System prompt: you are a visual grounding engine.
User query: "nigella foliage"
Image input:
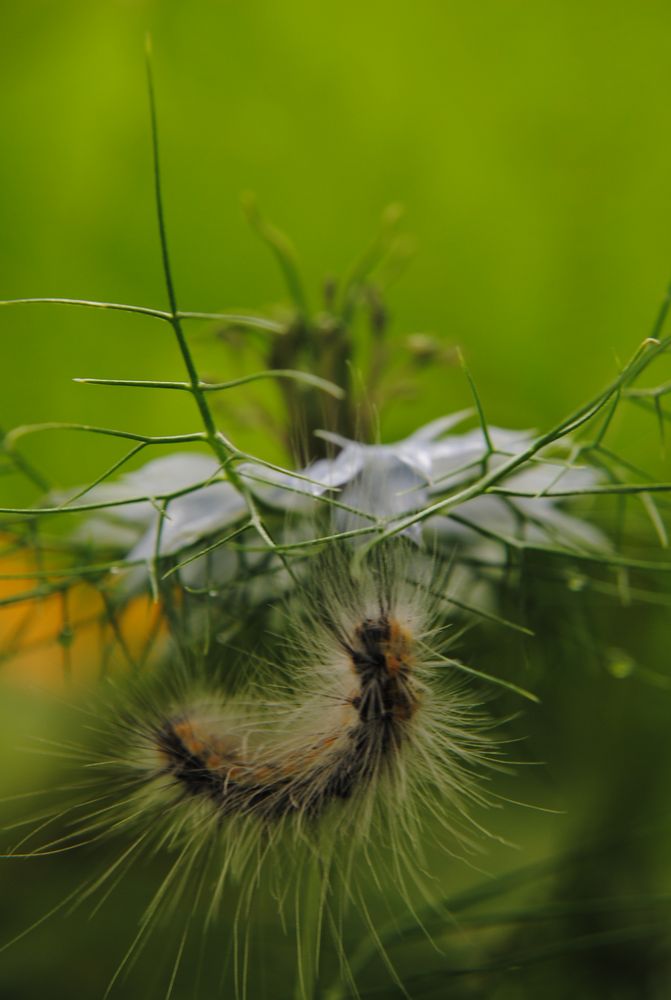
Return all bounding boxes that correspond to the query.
[1,54,671,1000]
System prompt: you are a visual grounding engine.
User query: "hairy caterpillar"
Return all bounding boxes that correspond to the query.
[121,543,497,842]
[155,609,419,820]
[157,613,420,818]
[0,542,503,998]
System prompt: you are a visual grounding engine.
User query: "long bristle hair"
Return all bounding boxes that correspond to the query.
[6,541,504,996]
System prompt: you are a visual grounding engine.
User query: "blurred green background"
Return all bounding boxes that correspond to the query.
[1,1,670,997]
[3,0,671,489]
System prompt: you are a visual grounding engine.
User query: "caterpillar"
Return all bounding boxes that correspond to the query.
[119,543,497,844]
[3,542,502,999]
[154,610,420,821]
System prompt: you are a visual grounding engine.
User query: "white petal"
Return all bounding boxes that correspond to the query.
[434,495,520,539]
[335,454,429,543]
[503,462,600,495]
[428,428,531,489]
[429,490,609,553]
[128,482,248,560]
[239,447,365,511]
[306,446,366,487]
[239,462,322,511]
[73,453,223,529]
[404,409,474,443]
[116,453,221,495]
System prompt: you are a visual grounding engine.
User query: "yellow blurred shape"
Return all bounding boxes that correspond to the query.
[0,535,166,690]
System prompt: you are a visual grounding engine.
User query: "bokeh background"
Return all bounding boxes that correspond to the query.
[1,1,670,997]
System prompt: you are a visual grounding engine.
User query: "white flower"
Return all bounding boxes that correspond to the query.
[74,412,607,579]
[242,412,607,552]
[73,453,246,560]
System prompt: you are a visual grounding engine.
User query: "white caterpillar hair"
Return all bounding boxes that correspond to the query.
[117,544,497,840]
[6,541,504,997]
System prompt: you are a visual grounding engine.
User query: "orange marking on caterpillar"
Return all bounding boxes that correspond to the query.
[153,610,423,820]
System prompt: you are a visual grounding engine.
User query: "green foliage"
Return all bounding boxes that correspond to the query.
[1,4,670,999]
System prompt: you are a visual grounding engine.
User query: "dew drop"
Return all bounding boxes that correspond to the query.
[567,573,588,593]
[606,647,635,680]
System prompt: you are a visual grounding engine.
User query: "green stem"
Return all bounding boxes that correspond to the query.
[376,327,671,545]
